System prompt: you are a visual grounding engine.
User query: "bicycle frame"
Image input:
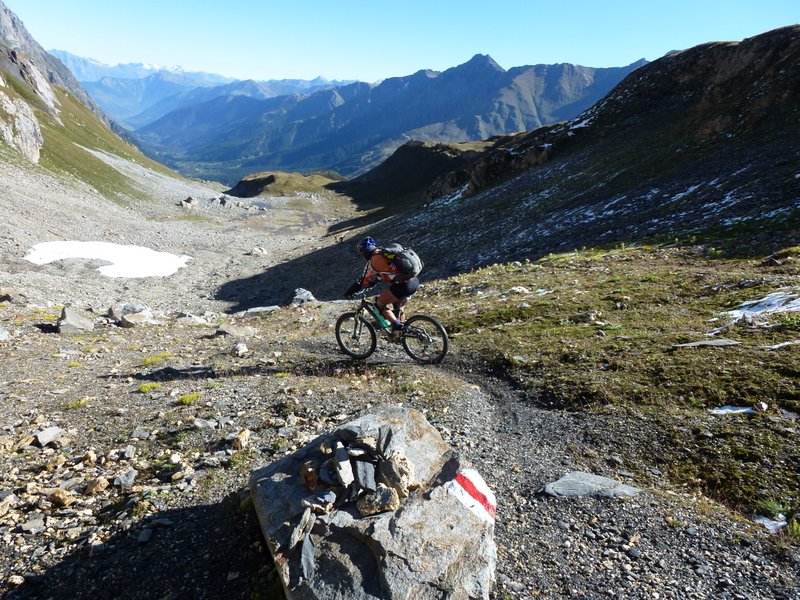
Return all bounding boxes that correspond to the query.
[354,295,392,330]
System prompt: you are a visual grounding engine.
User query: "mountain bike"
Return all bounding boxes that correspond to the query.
[335,292,449,364]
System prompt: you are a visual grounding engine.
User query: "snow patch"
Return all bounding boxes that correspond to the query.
[709,406,755,415]
[722,290,800,320]
[569,117,593,130]
[755,515,787,534]
[24,241,191,278]
[670,185,701,202]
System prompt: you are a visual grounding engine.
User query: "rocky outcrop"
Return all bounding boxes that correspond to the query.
[0,74,44,162]
[250,405,497,599]
[0,1,109,124]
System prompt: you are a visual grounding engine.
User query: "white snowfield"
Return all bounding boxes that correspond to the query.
[723,290,800,320]
[24,241,191,278]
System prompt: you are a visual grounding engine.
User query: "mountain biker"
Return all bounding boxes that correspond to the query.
[344,237,419,331]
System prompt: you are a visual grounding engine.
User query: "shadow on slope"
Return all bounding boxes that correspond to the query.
[7,493,282,600]
[325,140,488,220]
[216,240,368,311]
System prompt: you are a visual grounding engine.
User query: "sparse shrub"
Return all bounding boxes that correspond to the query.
[775,312,800,332]
[131,501,151,519]
[143,352,172,366]
[64,397,88,410]
[137,383,162,394]
[176,392,201,405]
[755,498,786,519]
[67,362,83,368]
[784,517,800,542]
[395,381,420,394]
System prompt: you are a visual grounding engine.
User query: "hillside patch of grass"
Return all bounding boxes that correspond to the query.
[422,245,800,515]
[3,84,186,204]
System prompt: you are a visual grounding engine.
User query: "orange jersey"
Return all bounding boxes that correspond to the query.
[359,251,400,288]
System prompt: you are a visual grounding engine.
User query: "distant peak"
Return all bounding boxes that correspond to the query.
[463,54,504,71]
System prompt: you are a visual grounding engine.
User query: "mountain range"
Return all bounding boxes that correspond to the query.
[52,49,357,131]
[131,55,646,182]
[48,49,236,84]
[51,48,646,184]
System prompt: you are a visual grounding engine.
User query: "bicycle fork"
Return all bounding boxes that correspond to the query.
[347,309,364,340]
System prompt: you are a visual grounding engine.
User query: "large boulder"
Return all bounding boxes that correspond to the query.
[250,405,497,599]
[57,307,94,335]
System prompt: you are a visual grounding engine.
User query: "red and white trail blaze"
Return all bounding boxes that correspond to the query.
[445,468,497,524]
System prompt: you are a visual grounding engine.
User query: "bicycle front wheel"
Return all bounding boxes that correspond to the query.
[402,315,449,364]
[335,312,377,359]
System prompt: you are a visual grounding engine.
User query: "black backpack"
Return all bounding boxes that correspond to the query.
[382,243,424,282]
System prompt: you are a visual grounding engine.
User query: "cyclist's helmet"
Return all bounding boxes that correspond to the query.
[358,237,377,259]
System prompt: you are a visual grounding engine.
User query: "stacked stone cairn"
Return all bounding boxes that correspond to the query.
[250,405,497,600]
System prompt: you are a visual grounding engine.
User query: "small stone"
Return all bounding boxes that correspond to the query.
[300,461,320,490]
[130,428,150,440]
[48,488,76,507]
[356,484,400,516]
[7,575,25,587]
[334,443,354,487]
[290,507,316,549]
[302,490,338,514]
[34,426,63,448]
[114,469,137,488]
[318,459,338,486]
[85,476,109,496]
[58,307,95,334]
[353,460,377,492]
[232,429,251,450]
[0,493,19,517]
[301,531,316,579]
[137,528,153,544]
[20,516,46,534]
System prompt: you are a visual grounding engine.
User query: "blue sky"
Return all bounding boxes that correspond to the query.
[4,0,799,82]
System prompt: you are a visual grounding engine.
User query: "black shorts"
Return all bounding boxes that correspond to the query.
[389,277,419,300]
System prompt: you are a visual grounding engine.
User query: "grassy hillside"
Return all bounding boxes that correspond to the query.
[226,170,343,198]
[1,72,192,204]
[421,244,799,522]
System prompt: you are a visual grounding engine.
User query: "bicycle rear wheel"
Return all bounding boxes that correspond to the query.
[402,315,448,364]
[335,312,377,359]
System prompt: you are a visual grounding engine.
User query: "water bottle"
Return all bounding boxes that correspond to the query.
[370,305,390,328]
